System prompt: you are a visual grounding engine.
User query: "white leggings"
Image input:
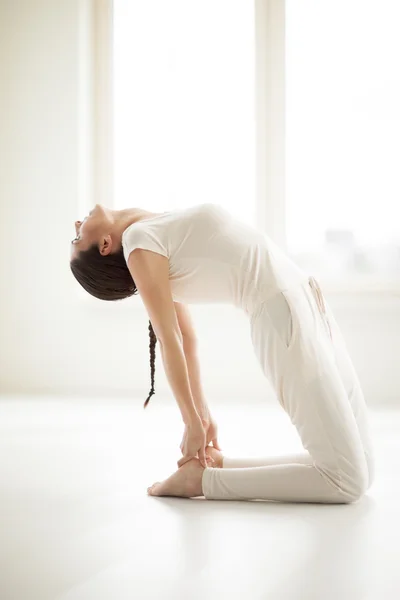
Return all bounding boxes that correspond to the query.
[202,277,375,503]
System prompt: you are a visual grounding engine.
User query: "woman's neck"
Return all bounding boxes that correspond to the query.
[110,207,161,243]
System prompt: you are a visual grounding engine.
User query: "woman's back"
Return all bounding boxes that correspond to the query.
[122,203,309,315]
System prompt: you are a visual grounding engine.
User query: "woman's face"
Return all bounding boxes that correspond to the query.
[70,204,111,258]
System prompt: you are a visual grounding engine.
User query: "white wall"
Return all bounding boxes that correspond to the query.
[0,0,399,407]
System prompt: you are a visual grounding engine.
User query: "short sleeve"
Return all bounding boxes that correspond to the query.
[122,224,169,263]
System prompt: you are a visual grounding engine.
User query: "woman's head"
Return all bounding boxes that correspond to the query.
[70,203,114,258]
[69,203,157,408]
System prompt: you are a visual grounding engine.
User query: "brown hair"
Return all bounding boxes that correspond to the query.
[70,244,156,408]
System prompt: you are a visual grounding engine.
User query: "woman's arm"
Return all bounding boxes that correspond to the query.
[173,302,211,421]
[159,337,210,421]
[176,305,220,450]
[158,335,200,424]
[181,341,210,421]
[127,249,200,423]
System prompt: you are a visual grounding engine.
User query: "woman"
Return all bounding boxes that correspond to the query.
[70,202,374,503]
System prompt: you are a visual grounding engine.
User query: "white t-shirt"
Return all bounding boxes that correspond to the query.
[122,203,309,315]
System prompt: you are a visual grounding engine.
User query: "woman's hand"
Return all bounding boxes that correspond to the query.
[178,416,208,469]
[202,414,221,450]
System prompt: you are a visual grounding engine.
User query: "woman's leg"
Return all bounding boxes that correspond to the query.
[209,282,374,480]
[322,295,375,488]
[201,278,373,503]
[222,453,312,468]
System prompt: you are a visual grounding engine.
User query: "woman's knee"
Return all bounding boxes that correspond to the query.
[318,460,370,504]
[365,450,375,490]
[339,463,370,503]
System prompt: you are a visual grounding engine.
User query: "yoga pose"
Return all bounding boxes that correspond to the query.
[70,202,374,503]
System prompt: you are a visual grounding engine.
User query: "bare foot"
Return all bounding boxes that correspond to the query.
[205,445,224,468]
[147,458,205,498]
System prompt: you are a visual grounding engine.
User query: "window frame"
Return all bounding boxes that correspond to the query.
[75,0,399,307]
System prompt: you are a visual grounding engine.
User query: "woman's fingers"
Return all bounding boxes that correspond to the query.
[177,454,192,468]
[212,438,221,451]
[178,450,208,469]
[198,447,207,469]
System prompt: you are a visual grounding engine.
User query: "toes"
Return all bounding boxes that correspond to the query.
[147,482,160,496]
[150,483,162,496]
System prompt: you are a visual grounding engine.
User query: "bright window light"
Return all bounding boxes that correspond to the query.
[113,0,256,225]
[286,0,400,281]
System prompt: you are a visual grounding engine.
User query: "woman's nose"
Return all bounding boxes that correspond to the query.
[75,221,81,233]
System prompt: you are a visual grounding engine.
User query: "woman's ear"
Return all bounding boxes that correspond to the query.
[99,234,113,256]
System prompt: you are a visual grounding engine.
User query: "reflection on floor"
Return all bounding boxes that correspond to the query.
[0,397,397,600]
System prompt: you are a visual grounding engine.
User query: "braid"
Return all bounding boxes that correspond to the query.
[144,320,157,409]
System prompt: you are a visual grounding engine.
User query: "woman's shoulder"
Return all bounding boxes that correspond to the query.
[122,202,229,239]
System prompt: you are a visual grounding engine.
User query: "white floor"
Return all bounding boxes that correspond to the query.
[0,397,398,600]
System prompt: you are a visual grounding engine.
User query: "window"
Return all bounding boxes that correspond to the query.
[113,0,256,225]
[95,0,400,290]
[286,0,400,284]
